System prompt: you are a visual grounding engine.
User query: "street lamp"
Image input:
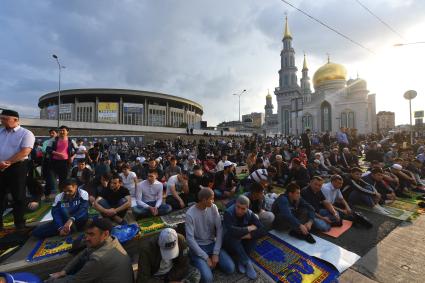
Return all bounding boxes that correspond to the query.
[52,54,65,127]
[394,41,425,47]
[403,90,417,145]
[232,89,246,122]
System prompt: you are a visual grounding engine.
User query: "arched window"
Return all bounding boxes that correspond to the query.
[340,111,355,128]
[284,57,288,67]
[321,101,332,132]
[284,75,289,86]
[302,114,313,131]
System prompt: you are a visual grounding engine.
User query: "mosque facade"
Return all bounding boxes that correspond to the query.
[265,17,377,136]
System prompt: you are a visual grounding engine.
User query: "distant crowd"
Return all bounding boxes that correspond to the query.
[1,108,425,283]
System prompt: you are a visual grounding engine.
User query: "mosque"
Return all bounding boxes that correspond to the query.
[264,17,377,136]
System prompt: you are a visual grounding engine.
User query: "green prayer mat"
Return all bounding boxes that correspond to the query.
[236,173,248,181]
[385,200,419,212]
[88,207,100,218]
[136,216,165,237]
[396,191,424,204]
[3,202,51,228]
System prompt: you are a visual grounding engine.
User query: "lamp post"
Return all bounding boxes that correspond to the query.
[394,41,425,47]
[52,54,64,128]
[403,90,417,145]
[232,89,246,122]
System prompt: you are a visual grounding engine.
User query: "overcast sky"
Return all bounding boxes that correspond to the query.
[1,0,424,126]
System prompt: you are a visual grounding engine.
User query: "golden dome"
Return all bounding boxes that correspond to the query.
[312,61,347,88]
[266,93,272,99]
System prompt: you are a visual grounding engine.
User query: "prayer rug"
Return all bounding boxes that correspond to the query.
[250,234,339,283]
[27,234,83,262]
[356,205,413,221]
[321,220,352,238]
[136,216,165,236]
[397,191,424,204]
[160,207,189,226]
[271,185,285,195]
[0,246,20,263]
[88,206,100,218]
[3,202,51,228]
[385,200,419,212]
[111,223,140,244]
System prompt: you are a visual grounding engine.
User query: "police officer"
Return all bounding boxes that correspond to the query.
[0,109,35,230]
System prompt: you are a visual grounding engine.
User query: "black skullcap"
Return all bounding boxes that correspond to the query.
[1,109,19,118]
[91,218,113,232]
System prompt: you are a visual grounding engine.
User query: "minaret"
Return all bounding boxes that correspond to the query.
[300,53,312,102]
[278,16,298,90]
[265,90,274,118]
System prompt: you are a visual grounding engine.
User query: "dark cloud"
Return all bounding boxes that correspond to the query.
[0,0,423,125]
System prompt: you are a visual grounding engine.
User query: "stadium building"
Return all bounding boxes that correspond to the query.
[38,88,203,128]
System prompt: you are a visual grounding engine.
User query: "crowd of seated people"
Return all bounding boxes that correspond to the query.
[3,124,425,282]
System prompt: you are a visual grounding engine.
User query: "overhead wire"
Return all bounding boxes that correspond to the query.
[353,0,405,40]
[279,0,375,54]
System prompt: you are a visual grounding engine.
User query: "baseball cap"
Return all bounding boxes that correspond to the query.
[392,164,402,170]
[0,109,19,118]
[158,228,179,260]
[223,160,234,168]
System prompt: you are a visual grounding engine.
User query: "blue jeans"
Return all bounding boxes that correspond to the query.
[97,198,129,218]
[132,201,172,218]
[313,209,340,232]
[33,216,87,238]
[190,242,235,283]
[348,190,375,207]
[223,236,256,265]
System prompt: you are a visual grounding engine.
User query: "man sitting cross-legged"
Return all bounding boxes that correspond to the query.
[301,176,342,232]
[132,169,172,218]
[33,178,88,238]
[185,188,235,283]
[272,183,316,244]
[47,218,133,283]
[223,195,267,280]
[244,182,275,230]
[137,227,200,283]
[165,171,190,210]
[213,161,237,199]
[343,167,386,213]
[322,174,354,218]
[93,174,131,225]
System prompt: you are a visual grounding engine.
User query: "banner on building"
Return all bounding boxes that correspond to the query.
[59,103,72,114]
[47,105,58,119]
[98,102,118,123]
[123,103,144,114]
[414,111,424,118]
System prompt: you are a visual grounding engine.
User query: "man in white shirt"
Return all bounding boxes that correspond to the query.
[73,139,87,166]
[215,154,228,172]
[119,164,138,197]
[165,171,189,210]
[132,169,171,218]
[321,175,352,217]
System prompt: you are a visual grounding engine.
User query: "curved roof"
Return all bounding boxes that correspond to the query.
[312,62,347,89]
[38,88,203,112]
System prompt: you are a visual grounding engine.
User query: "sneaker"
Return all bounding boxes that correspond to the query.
[245,260,257,280]
[289,230,305,241]
[305,233,316,244]
[238,262,246,274]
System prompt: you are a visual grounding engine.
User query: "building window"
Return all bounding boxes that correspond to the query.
[284,75,289,86]
[341,112,348,128]
[303,114,313,131]
[348,112,355,128]
[284,57,288,67]
[321,101,332,132]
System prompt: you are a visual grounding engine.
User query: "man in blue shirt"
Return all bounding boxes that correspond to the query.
[33,178,89,238]
[223,195,266,280]
[272,183,316,243]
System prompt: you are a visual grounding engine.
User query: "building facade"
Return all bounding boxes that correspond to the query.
[39,88,203,128]
[274,17,377,135]
[377,111,395,134]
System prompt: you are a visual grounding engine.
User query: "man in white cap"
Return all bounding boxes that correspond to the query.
[137,228,200,283]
